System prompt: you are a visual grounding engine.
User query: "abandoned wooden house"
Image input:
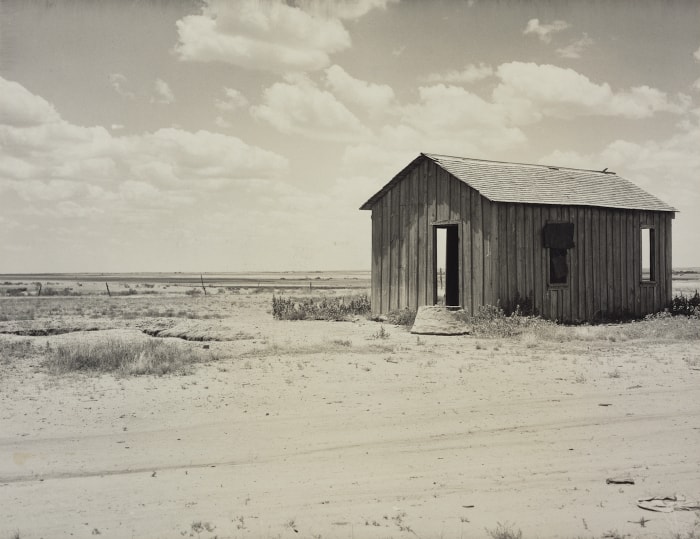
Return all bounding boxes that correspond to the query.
[360,153,676,322]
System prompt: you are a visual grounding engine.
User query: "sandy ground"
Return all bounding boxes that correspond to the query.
[1,291,699,539]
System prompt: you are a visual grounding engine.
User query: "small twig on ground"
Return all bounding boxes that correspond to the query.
[628,517,650,527]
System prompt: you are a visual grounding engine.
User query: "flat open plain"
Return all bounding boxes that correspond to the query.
[1,272,699,539]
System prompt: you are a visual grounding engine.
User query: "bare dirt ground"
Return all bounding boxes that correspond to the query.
[1,275,699,539]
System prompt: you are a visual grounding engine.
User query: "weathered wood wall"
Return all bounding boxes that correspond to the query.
[369,159,673,321]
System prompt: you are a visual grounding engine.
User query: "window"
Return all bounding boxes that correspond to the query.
[549,248,568,284]
[641,226,655,282]
[543,222,574,286]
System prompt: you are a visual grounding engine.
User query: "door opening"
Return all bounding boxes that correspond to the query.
[434,225,460,307]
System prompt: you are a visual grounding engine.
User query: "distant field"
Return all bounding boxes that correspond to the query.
[0,270,371,297]
[672,267,700,295]
[0,268,696,298]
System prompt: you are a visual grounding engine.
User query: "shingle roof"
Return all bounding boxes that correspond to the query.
[360,153,677,212]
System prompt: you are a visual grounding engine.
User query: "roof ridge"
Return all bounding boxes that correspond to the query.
[422,152,615,175]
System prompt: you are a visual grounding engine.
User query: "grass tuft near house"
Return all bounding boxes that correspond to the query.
[42,338,216,376]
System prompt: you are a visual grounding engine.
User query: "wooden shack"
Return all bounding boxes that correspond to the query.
[360,153,676,322]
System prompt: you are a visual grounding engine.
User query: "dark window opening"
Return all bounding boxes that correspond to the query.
[641,227,655,282]
[549,248,568,285]
[543,222,573,286]
[543,222,575,249]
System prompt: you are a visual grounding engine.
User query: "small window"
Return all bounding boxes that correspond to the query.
[641,227,655,282]
[549,248,568,284]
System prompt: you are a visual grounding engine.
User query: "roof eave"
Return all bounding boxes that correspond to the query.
[359,153,428,210]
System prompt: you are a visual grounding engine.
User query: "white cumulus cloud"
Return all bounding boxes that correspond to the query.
[523,18,570,43]
[251,73,372,141]
[324,64,395,114]
[0,76,288,210]
[108,73,135,99]
[174,0,394,73]
[215,87,249,111]
[556,33,594,59]
[424,63,494,84]
[0,77,60,126]
[493,62,690,123]
[152,78,175,104]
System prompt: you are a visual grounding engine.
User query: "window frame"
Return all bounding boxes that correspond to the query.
[544,221,574,289]
[640,225,656,284]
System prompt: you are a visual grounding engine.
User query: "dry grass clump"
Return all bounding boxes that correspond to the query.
[272,294,370,321]
[0,339,34,363]
[385,308,417,326]
[486,522,523,539]
[42,338,216,376]
[460,302,700,344]
[611,314,700,342]
[460,304,555,338]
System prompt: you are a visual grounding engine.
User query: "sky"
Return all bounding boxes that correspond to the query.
[1,0,699,272]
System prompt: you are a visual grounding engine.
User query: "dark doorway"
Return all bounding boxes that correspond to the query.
[434,225,460,306]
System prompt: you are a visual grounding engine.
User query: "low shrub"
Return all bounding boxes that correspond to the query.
[43,338,216,376]
[185,288,203,296]
[459,303,554,338]
[386,308,417,326]
[2,287,28,297]
[272,294,371,321]
[41,287,80,297]
[670,290,700,317]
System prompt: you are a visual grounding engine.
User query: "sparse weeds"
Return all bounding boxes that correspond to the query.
[0,339,33,362]
[392,511,414,534]
[272,294,370,321]
[284,518,298,533]
[190,521,215,537]
[370,326,390,340]
[608,368,621,378]
[386,308,417,327]
[460,304,555,339]
[486,522,522,539]
[601,530,628,539]
[43,338,217,376]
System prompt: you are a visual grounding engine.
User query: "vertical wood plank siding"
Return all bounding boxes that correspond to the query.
[368,161,672,320]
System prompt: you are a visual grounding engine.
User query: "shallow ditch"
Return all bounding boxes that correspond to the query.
[141,328,214,342]
[0,327,101,336]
